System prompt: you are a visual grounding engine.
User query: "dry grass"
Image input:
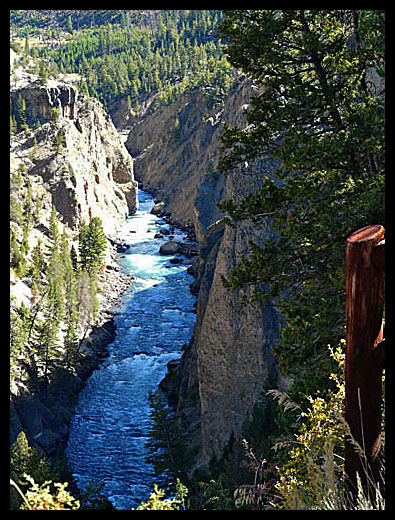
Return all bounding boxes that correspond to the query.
[277,430,385,510]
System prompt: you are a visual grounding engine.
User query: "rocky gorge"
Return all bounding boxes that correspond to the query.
[10,56,139,460]
[125,78,287,466]
[10,52,285,480]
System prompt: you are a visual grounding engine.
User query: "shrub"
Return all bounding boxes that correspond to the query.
[272,343,385,510]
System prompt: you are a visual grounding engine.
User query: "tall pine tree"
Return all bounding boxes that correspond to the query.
[217,10,385,395]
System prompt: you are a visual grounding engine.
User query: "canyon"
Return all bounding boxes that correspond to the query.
[10,54,284,477]
[10,60,139,457]
[125,79,286,465]
[9,10,386,511]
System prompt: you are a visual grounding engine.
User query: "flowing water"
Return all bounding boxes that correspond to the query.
[66,191,197,509]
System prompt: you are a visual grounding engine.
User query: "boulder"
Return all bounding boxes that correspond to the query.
[169,257,182,264]
[151,201,166,215]
[159,240,198,256]
[159,241,183,255]
[159,240,185,255]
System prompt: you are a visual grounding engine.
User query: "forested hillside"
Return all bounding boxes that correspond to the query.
[11,10,235,113]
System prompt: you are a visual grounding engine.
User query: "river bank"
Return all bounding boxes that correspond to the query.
[11,186,199,510]
[66,190,197,509]
[10,237,138,458]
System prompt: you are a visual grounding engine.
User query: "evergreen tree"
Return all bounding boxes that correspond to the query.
[146,390,193,494]
[32,10,230,108]
[67,15,74,34]
[76,269,99,332]
[24,35,30,56]
[217,10,385,395]
[30,238,46,290]
[49,204,60,246]
[30,205,65,380]
[10,229,23,276]
[17,95,28,132]
[23,179,33,233]
[10,431,35,509]
[38,62,48,85]
[60,232,79,368]
[76,216,105,330]
[33,289,61,382]
[78,216,107,275]
[70,244,78,272]
[51,108,61,125]
[10,304,30,386]
[10,115,17,135]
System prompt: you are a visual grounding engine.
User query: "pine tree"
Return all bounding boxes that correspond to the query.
[33,288,61,382]
[10,304,30,386]
[30,238,46,290]
[38,62,48,85]
[78,217,107,275]
[10,115,17,135]
[49,204,60,246]
[217,10,385,395]
[10,431,35,509]
[76,269,99,333]
[23,179,33,232]
[60,232,79,367]
[10,229,24,276]
[19,181,33,277]
[67,15,74,35]
[31,205,65,380]
[17,95,28,132]
[146,390,192,494]
[24,36,30,56]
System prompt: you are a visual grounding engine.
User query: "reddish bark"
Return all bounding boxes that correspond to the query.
[344,225,385,499]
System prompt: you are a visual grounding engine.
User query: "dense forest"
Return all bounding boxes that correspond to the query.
[10,10,385,510]
[11,10,237,111]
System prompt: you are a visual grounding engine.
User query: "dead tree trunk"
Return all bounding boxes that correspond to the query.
[344,224,385,501]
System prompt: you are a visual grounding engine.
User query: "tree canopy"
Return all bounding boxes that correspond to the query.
[217,10,385,395]
[27,10,235,111]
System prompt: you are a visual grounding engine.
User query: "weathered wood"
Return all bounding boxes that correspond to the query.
[344,225,385,500]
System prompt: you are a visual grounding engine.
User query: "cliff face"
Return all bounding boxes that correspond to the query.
[125,81,287,465]
[10,76,138,455]
[125,80,252,239]
[193,170,286,463]
[11,81,78,123]
[11,81,138,240]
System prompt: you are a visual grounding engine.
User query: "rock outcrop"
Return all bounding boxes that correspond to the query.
[125,80,287,466]
[11,81,138,239]
[125,79,253,235]
[192,170,286,463]
[10,72,139,456]
[11,80,78,124]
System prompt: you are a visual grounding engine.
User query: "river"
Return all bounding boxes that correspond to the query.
[66,190,197,509]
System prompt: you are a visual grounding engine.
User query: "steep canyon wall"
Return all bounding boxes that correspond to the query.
[10,77,138,455]
[125,80,287,465]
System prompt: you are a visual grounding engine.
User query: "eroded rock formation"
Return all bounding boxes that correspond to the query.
[10,81,78,124]
[11,82,138,238]
[10,77,138,456]
[125,80,287,466]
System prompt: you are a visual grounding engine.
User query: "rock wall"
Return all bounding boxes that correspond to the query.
[11,82,138,239]
[193,170,285,463]
[125,80,287,465]
[10,78,139,456]
[11,81,78,124]
[125,80,253,238]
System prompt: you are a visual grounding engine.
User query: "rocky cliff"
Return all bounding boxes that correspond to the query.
[10,71,138,456]
[125,80,253,241]
[125,80,287,465]
[11,82,138,238]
